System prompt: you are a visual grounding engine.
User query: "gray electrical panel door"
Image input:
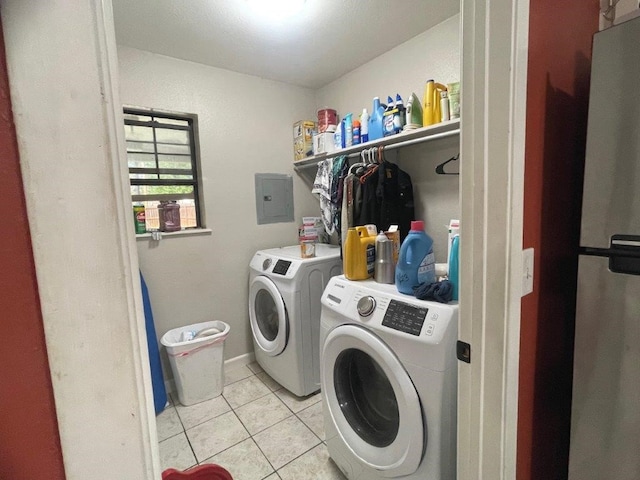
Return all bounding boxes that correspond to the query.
[255,173,294,225]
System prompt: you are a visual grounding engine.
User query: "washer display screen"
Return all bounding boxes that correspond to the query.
[272,260,291,275]
[381,300,428,336]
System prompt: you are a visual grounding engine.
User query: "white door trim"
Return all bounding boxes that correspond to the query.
[1,1,160,477]
[458,0,529,478]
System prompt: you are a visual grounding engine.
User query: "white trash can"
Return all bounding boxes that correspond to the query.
[161,320,230,406]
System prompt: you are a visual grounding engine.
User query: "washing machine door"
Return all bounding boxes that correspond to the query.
[249,275,288,356]
[322,324,424,477]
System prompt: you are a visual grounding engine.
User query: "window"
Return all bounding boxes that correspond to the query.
[123,108,202,231]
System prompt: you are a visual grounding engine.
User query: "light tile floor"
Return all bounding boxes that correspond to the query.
[157,362,346,480]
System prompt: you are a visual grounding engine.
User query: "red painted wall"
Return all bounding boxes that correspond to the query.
[519,1,599,479]
[0,21,66,480]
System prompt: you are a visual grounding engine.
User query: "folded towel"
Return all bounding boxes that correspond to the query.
[413,280,454,303]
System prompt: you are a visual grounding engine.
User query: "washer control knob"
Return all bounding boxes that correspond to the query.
[262,258,272,271]
[357,296,376,317]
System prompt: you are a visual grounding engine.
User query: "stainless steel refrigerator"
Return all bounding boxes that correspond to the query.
[569,16,640,480]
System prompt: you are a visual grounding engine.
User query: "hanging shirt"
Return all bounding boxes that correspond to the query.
[312,158,334,234]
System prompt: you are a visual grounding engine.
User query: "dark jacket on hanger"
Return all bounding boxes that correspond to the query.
[353,161,414,241]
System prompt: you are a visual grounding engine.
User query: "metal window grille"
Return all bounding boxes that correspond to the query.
[124,108,202,229]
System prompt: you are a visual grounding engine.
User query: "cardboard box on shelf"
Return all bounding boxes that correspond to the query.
[293,120,316,161]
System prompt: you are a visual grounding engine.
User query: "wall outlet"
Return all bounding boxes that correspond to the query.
[522,248,534,296]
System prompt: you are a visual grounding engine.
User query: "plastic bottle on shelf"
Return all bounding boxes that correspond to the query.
[353,119,361,145]
[383,96,396,137]
[440,91,450,122]
[344,113,353,147]
[368,97,385,141]
[448,234,460,301]
[395,220,436,295]
[394,94,406,133]
[360,108,370,143]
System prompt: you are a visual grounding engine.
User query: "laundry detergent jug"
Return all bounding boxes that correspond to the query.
[344,226,376,280]
[422,80,448,127]
[395,220,436,295]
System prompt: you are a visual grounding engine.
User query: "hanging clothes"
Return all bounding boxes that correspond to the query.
[330,156,349,235]
[312,158,334,234]
[376,161,415,240]
[352,160,414,241]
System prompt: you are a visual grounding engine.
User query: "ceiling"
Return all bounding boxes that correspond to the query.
[112,0,459,89]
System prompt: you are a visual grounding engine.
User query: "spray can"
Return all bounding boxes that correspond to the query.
[360,108,369,143]
[133,203,146,234]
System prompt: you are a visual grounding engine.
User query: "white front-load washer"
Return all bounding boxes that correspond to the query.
[320,275,458,480]
[249,244,342,397]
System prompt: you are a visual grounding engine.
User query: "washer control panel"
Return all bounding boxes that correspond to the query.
[322,276,458,342]
[381,300,428,336]
[272,260,292,275]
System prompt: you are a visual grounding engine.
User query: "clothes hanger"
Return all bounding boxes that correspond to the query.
[435,153,460,175]
[348,151,368,175]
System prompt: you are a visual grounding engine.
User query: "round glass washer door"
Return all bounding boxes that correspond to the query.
[321,324,424,476]
[249,276,288,356]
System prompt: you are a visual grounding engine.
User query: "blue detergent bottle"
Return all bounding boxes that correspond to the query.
[448,234,460,301]
[395,220,436,295]
[368,96,385,141]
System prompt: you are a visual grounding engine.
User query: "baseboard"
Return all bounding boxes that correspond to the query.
[224,352,255,371]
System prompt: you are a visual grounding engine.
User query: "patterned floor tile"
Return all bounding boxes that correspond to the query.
[186,411,249,462]
[256,371,282,392]
[156,406,184,442]
[253,416,320,470]
[158,432,197,471]
[277,443,346,480]
[175,395,231,429]
[296,401,325,441]
[275,388,321,413]
[223,375,271,409]
[234,393,292,435]
[247,361,264,374]
[224,365,255,386]
[206,438,274,480]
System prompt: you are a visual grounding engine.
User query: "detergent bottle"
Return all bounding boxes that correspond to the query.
[448,234,460,301]
[344,226,377,280]
[395,220,436,295]
[404,92,423,130]
[422,80,448,127]
[368,97,385,141]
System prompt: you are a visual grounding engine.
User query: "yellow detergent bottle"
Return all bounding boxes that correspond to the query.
[344,226,376,280]
[422,80,448,127]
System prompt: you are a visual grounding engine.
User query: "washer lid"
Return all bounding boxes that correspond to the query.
[249,276,288,356]
[321,324,424,476]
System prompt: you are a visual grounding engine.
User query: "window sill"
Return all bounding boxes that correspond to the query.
[135,228,212,240]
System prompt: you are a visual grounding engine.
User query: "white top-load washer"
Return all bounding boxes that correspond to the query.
[320,275,458,480]
[249,244,342,397]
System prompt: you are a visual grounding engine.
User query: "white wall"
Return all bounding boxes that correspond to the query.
[315,15,461,261]
[117,47,320,365]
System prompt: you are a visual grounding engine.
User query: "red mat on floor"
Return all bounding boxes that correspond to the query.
[162,464,233,480]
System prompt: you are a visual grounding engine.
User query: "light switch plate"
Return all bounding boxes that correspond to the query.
[522,248,534,296]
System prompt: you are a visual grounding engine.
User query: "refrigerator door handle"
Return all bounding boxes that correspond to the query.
[580,234,640,275]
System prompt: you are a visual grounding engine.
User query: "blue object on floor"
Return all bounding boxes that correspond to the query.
[140,271,167,414]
